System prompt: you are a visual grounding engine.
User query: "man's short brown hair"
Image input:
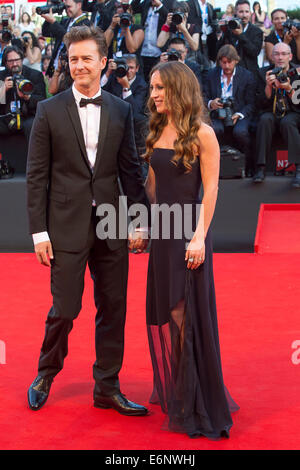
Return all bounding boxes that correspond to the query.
[63,25,108,58]
[216,44,240,63]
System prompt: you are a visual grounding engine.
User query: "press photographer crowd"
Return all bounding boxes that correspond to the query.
[0,0,300,187]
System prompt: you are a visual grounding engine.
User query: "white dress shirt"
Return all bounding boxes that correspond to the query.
[32,83,102,245]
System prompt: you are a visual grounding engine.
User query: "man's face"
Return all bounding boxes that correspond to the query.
[6,51,23,74]
[168,43,187,62]
[219,57,238,75]
[69,39,107,91]
[64,0,82,19]
[235,4,251,25]
[126,60,139,81]
[271,11,287,31]
[272,45,292,69]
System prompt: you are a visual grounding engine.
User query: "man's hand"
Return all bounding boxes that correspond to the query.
[106,59,117,77]
[231,24,243,36]
[160,52,168,63]
[4,77,13,92]
[128,230,149,253]
[34,241,54,267]
[16,87,31,101]
[41,8,56,24]
[210,97,223,110]
[117,75,130,89]
[232,113,240,125]
[275,76,292,91]
[266,70,276,87]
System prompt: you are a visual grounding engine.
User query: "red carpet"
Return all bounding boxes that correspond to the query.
[1,247,300,450]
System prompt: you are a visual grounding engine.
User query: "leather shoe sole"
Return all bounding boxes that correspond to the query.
[94,393,148,416]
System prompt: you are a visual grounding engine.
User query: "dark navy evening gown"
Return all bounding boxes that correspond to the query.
[146,148,239,439]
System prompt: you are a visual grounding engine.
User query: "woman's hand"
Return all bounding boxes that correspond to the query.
[185,237,205,270]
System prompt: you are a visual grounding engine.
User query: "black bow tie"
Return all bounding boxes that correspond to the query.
[79,96,102,107]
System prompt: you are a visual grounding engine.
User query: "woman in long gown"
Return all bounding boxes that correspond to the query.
[144,61,239,439]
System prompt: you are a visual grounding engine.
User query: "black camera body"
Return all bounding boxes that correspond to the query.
[217,97,235,127]
[1,13,12,43]
[282,19,300,33]
[166,49,182,62]
[114,58,129,78]
[271,66,297,84]
[228,18,243,30]
[36,0,65,16]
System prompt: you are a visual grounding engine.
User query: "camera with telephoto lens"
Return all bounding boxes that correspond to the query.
[217,97,235,127]
[114,58,129,78]
[12,74,34,95]
[36,0,65,15]
[166,49,182,62]
[171,11,185,26]
[282,19,300,33]
[1,13,12,43]
[115,2,132,28]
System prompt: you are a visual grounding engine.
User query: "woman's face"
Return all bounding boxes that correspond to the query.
[22,13,30,23]
[150,71,168,114]
[272,11,287,31]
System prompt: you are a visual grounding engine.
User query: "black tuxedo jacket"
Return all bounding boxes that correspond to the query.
[102,73,148,122]
[131,0,171,38]
[202,65,256,118]
[255,62,300,115]
[26,88,148,252]
[0,65,46,116]
[216,23,263,75]
[42,14,91,76]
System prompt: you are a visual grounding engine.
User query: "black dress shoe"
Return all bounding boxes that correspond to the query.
[291,169,300,188]
[253,167,265,183]
[27,375,53,411]
[94,392,148,416]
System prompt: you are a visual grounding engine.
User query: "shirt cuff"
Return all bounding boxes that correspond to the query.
[235,112,244,120]
[122,89,132,99]
[208,100,213,110]
[32,231,50,245]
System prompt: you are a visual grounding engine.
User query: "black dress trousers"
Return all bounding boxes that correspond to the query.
[37,208,129,398]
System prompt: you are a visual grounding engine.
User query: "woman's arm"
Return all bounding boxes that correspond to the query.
[196,123,220,241]
[25,46,41,65]
[124,27,145,53]
[145,165,156,204]
[177,23,199,51]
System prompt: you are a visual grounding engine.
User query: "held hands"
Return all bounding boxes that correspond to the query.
[41,8,56,24]
[128,229,149,253]
[232,24,243,36]
[35,241,54,267]
[266,70,291,91]
[4,77,14,92]
[185,237,205,270]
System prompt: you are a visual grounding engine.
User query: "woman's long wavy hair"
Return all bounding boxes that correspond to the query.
[144,61,208,173]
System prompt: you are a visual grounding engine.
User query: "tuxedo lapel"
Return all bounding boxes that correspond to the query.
[65,88,91,171]
[93,91,110,176]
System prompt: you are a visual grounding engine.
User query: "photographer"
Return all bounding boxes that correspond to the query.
[82,0,116,30]
[41,0,90,77]
[101,53,147,122]
[159,37,204,86]
[21,31,42,71]
[48,51,73,95]
[265,9,300,65]
[187,0,217,63]
[203,44,256,176]
[104,1,144,62]
[216,0,263,77]
[253,42,300,188]
[157,2,200,53]
[0,46,46,142]
[131,0,171,82]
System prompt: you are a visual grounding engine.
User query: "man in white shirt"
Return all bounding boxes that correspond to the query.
[26,25,149,415]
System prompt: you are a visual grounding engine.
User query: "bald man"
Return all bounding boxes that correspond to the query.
[253,42,300,188]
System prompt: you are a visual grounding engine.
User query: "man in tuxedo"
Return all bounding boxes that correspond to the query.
[187,0,217,63]
[0,46,46,142]
[27,26,149,415]
[131,0,171,81]
[41,0,91,77]
[216,0,263,77]
[253,42,300,188]
[203,44,256,174]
